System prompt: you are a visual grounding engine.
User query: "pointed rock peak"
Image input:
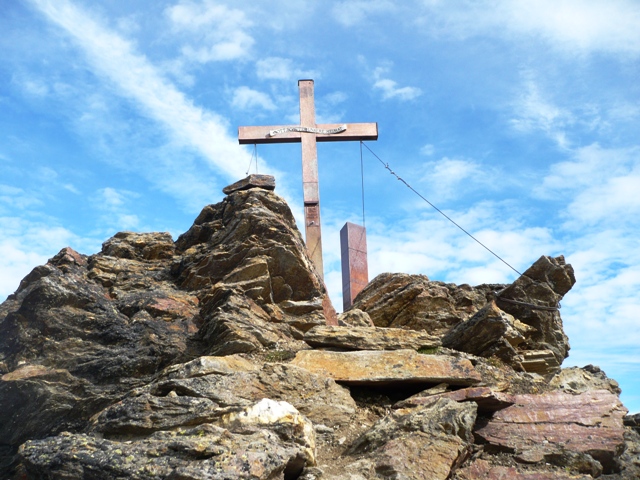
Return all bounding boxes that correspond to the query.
[222,174,276,195]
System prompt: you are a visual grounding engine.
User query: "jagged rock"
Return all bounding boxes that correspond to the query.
[494,255,575,365]
[303,325,440,351]
[91,358,355,434]
[291,349,482,386]
[222,173,276,194]
[20,400,315,480]
[455,458,593,479]
[350,273,491,336]
[337,308,374,327]
[346,398,477,479]
[0,187,337,476]
[395,386,515,413]
[519,349,560,374]
[551,364,622,395]
[474,390,627,473]
[442,301,534,369]
[625,413,640,433]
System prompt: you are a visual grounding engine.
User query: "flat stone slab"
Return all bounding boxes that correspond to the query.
[290,349,481,386]
[222,174,276,194]
[474,390,627,470]
[303,325,441,351]
[395,386,515,413]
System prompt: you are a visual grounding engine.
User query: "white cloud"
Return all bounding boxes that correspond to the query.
[415,0,640,56]
[255,57,318,82]
[370,64,422,101]
[94,187,140,230]
[510,78,573,148]
[420,157,485,201]
[0,216,79,300]
[331,0,397,27]
[231,86,276,111]
[420,144,435,156]
[166,0,254,62]
[28,0,250,181]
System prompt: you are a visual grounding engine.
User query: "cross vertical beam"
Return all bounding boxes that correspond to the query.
[238,80,378,280]
[299,80,323,274]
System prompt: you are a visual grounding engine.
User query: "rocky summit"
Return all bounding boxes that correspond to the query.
[1,178,639,479]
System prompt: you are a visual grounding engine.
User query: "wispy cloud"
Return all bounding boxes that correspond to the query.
[365,62,422,101]
[231,86,276,111]
[331,0,397,27]
[415,0,640,56]
[510,77,573,148]
[28,0,251,182]
[165,0,254,62]
[255,57,318,82]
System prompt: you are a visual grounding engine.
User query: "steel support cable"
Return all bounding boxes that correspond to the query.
[359,141,524,278]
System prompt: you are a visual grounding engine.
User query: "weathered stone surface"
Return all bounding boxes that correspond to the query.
[395,386,515,413]
[474,390,627,472]
[455,459,593,479]
[92,359,355,434]
[442,301,533,369]
[350,273,491,336]
[551,364,621,395]
[222,174,276,194]
[21,400,314,480]
[347,398,477,479]
[337,308,374,327]
[494,255,575,365]
[291,349,482,386]
[303,325,440,351]
[0,188,338,476]
[519,349,560,374]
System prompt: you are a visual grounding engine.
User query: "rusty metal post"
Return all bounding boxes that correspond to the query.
[340,222,369,311]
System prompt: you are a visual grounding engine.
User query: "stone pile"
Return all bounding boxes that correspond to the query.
[1,175,638,479]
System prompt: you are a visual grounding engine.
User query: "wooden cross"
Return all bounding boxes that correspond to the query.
[238,80,378,279]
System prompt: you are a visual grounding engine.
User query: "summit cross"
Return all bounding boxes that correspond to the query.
[238,79,378,279]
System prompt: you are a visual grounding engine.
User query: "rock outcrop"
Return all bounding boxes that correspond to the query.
[0,175,637,479]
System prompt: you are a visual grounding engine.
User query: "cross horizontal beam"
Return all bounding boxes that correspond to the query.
[239,123,378,144]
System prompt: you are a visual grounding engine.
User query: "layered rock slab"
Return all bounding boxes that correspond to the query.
[303,325,440,351]
[350,273,490,336]
[346,398,477,479]
[20,399,315,480]
[474,390,627,472]
[91,355,356,434]
[455,459,593,479]
[291,349,481,386]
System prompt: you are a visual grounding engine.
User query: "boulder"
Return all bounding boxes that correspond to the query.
[494,255,575,364]
[395,386,515,413]
[474,390,627,472]
[303,325,440,351]
[455,459,593,479]
[349,273,490,336]
[442,301,534,369]
[291,349,481,386]
[346,398,477,479]
[337,308,374,327]
[222,174,276,194]
[20,399,315,480]
[550,364,621,395]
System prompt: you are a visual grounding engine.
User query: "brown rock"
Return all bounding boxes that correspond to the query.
[442,301,532,369]
[551,364,621,395]
[455,459,593,479]
[291,349,482,386]
[348,398,477,479]
[337,308,374,327]
[303,325,440,351]
[395,386,515,413]
[474,390,627,472]
[350,273,490,337]
[495,255,575,365]
[222,174,276,194]
[520,349,560,374]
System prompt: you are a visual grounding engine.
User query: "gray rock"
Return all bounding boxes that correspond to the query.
[303,325,440,351]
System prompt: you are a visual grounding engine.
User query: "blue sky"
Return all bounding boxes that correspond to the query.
[1,0,639,413]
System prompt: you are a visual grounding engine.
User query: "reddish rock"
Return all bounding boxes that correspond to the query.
[455,459,593,479]
[396,386,515,413]
[474,390,627,472]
